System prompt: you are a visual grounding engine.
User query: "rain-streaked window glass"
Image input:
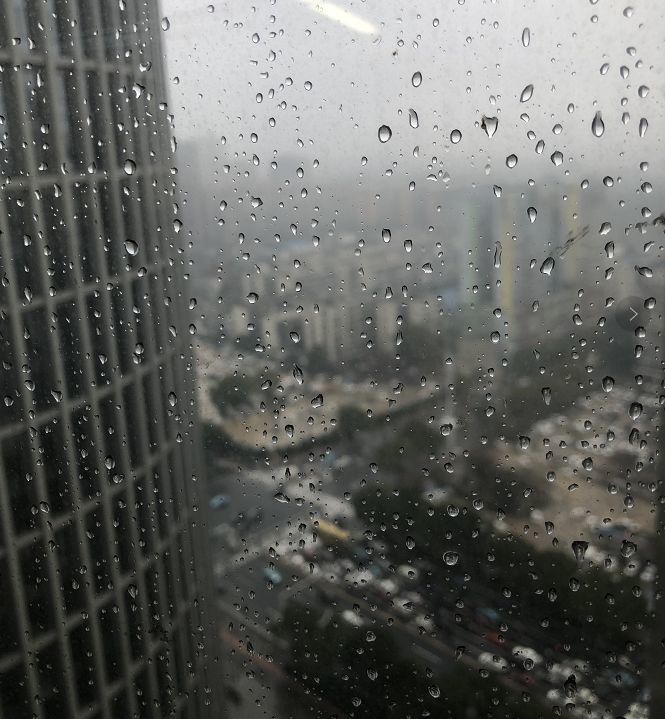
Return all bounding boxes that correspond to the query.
[0,1,663,718]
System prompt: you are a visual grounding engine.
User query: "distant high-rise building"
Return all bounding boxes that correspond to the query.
[0,2,217,718]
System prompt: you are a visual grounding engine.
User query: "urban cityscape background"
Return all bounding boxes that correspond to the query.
[0,0,663,718]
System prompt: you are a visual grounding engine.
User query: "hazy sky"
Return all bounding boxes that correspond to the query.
[159,0,664,190]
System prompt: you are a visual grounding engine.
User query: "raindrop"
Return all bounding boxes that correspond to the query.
[406,536,416,550]
[542,387,552,405]
[551,151,563,166]
[274,492,290,504]
[490,331,500,344]
[527,207,537,223]
[450,129,462,144]
[382,228,391,243]
[160,16,170,31]
[620,540,637,558]
[408,109,419,128]
[520,84,534,102]
[521,27,530,47]
[591,111,605,137]
[629,402,642,420]
[289,331,300,344]
[505,154,518,168]
[293,365,304,384]
[443,551,459,566]
[599,221,612,235]
[493,242,502,268]
[602,376,614,392]
[311,394,323,408]
[638,118,648,137]
[540,256,555,275]
[123,159,136,175]
[378,125,392,142]
[572,540,589,561]
[492,185,502,198]
[582,457,593,471]
[481,115,498,137]
[638,85,649,98]
[124,240,139,256]
[411,71,422,87]
[564,675,578,698]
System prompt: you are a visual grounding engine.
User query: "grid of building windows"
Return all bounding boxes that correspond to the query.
[0,1,216,717]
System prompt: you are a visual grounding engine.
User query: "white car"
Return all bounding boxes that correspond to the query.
[341,609,364,627]
[512,645,543,665]
[624,703,649,719]
[478,652,509,672]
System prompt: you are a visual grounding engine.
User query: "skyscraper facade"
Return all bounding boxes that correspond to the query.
[0,1,216,717]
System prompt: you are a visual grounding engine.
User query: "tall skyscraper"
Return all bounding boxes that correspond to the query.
[0,1,217,717]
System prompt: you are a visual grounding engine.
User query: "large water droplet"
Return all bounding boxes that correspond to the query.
[408,109,419,128]
[382,228,391,243]
[378,125,392,142]
[411,71,422,87]
[450,129,462,144]
[527,206,537,223]
[481,115,498,137]
[572,540,589,561]
[540,256,555,275]
[621,540,637,558]
[602,376,615,392]
[521,27,530,47]
[638,117,648,137]
[505,154,518,168]
[124,239,139,256]
[629,402,643,420]
[520,84,534,102]
[443,551,459,566]
[493,242,502,268]
[123,159,136,175]
[293,364,304,384]
[591,111,605,137]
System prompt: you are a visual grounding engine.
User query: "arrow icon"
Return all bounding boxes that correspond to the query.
[629,307,638,322]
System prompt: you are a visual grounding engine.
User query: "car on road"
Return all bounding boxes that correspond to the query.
[209,494,230,510]
[341,609,365,627]
[477,652,509,672]
[512,645,543,667]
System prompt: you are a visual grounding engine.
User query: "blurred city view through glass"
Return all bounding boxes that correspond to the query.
[0,1,664,718]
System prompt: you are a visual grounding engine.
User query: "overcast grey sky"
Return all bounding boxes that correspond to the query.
[160,0,663,181]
